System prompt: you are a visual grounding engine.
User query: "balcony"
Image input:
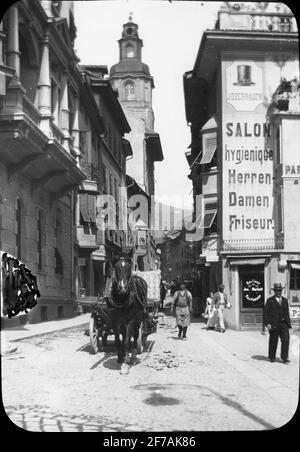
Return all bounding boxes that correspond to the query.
[272,92,300,115]
[79,162,100,193]
[218,6,297,33]
[0,93,85,199]
[76,225,97,249]
[221,237,284,252]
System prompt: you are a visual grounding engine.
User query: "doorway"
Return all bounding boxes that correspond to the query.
[239,265,265,329]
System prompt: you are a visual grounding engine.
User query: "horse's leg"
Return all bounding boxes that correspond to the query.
[130,322,140,365]
[120,321,133,374]
[114,325,123,364]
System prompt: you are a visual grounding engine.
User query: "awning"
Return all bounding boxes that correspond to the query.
[290,263,300,270]
[88,195,96,222]
[80,194,96,222]
[80,194,90,222]
[200,132,217,164]
[230,258,266,266]
[201,210,217,228]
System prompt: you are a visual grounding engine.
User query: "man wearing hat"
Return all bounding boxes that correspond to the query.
[264,283,292,363]
[212,284,230,333]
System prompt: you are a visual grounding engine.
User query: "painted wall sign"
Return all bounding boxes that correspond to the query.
[222,58,276,242]
[225,61,263,112]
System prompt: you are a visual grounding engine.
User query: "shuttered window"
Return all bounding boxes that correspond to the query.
[200,132,217,164]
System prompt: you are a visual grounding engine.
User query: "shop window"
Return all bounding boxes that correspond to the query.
[290,266,300,290]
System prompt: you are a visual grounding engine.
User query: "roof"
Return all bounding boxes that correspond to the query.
[110,59,151,76]
[81,68,131,134]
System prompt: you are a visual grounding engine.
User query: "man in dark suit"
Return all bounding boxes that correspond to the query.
[264,283,292,363]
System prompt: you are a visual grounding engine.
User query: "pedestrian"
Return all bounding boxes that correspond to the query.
[212,284,230,333]
[204,292,217,330]
[172,282,192,340]
[160,280,167,310]
[264,283,292,363]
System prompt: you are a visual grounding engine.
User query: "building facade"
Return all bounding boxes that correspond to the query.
[109,16,164,271]
[75,65,132,301]
[0,0,87,324]
[184,2,300,330]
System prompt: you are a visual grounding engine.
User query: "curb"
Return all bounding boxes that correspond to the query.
[7,321,90,343]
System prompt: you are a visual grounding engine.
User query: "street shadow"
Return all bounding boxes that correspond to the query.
[132,383,277,430]
[251,355,279,362]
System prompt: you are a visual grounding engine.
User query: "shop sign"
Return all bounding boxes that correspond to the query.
[290,307,300,319]
[240,268,265,309]
[222,59,274,242]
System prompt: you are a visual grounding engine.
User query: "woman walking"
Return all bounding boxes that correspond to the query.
[172,282,192,340]
[204,292,217,330]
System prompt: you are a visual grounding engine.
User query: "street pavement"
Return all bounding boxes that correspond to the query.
[1,311,299,432]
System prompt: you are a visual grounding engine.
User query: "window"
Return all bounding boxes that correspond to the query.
[124,82,135,100]
[126,45,134,58]
[277,186,283,233]
[37,209,44,271]
[290,265,300,290]
[16,198,26,260]
[55,209,64,275]
[276,127,281,165]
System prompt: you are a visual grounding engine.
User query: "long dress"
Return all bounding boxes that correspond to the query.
[173,290,191,327]
[206,296,217,328]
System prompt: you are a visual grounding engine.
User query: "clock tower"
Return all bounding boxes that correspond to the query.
[109,15,155,132]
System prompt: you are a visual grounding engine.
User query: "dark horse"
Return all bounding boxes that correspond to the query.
[109,257,147,374]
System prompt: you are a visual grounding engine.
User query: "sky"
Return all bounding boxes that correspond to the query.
[74,0,221,210]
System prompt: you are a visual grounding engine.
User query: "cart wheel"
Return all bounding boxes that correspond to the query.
[137,327,143,354]
[89,316,99,354]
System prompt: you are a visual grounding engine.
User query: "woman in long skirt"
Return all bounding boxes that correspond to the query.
[172,282,192,340]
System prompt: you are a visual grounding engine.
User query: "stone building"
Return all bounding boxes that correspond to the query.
[0,0,87,324]
[109,16,164,271]
[75,64,132,300]
[184,2,299,330]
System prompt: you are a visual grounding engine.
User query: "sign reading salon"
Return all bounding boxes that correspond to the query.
[222,57,275,242]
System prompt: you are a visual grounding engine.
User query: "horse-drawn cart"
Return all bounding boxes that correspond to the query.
[79,270,161,355]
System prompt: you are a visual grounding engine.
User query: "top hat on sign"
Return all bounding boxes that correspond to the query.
[233,65,255,86]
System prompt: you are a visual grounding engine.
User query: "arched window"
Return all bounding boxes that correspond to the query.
[126,45,134,58]
[124,82,135,100]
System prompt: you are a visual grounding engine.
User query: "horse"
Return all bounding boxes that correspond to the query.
[109,257,147,374]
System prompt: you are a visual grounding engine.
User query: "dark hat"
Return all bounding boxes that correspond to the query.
[219,284,225,289]
[234,64,255,86]
[271,283,284,291]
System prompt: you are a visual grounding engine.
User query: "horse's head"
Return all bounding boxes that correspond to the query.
[113,257,132,297]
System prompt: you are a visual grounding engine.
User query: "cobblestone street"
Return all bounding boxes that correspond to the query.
[2,313,299,432]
